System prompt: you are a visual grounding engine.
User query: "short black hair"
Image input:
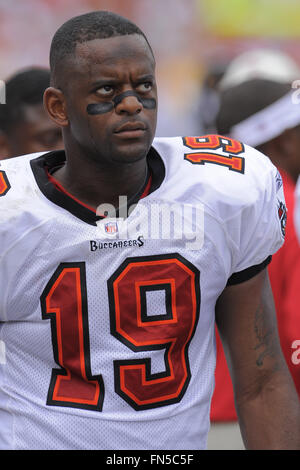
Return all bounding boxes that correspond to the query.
[216,79,292,135]
[50,10,154,86]
[0,67,50,133]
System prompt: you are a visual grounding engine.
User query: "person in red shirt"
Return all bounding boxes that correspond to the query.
[208,78,300,449]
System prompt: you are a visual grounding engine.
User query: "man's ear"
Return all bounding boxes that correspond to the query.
[43,87,69,127]
[0,131,11,160]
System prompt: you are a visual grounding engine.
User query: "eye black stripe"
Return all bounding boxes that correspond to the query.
[86,91,157,115]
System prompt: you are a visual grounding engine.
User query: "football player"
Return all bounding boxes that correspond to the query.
[0,11,299,450]
[0,67,63,159]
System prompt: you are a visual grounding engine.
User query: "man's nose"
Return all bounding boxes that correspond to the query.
[114,93,143,115]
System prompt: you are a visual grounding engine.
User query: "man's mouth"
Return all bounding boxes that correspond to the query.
[114,122,146,138]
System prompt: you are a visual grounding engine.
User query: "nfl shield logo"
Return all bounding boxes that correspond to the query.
[105,221,118,234]
[277,201,287,238]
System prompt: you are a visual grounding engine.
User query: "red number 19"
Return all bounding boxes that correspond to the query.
[41,254,200,412]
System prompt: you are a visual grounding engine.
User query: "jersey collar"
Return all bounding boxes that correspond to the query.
[30,148,165,226]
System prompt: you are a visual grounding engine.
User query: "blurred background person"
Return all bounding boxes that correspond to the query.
[0,67,63,159]
[208,74,300,450]
[218,48,300,91]
[193,62,228,135]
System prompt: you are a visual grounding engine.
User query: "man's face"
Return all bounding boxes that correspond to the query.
[6,103,63,157]
[61,34,157,166]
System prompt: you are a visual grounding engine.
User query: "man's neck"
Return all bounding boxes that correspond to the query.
[52,148,149,211]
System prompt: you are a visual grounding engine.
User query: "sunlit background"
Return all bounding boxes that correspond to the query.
[1,0,300,136]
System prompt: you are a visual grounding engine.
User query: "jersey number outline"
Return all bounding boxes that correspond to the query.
[40,263,104,411]
[183,135,245,174]
[0,170,11,196]
[41,254,200,412]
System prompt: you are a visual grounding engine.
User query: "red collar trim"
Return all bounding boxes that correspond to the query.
[46,170,153,216]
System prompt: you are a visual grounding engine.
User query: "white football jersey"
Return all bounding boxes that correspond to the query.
[0,135,285,450]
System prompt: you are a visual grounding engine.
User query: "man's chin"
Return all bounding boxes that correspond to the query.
[109,141,151,165]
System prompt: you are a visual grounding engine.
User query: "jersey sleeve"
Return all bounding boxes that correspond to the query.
[0,156,43,320]
[227,160,286,284]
